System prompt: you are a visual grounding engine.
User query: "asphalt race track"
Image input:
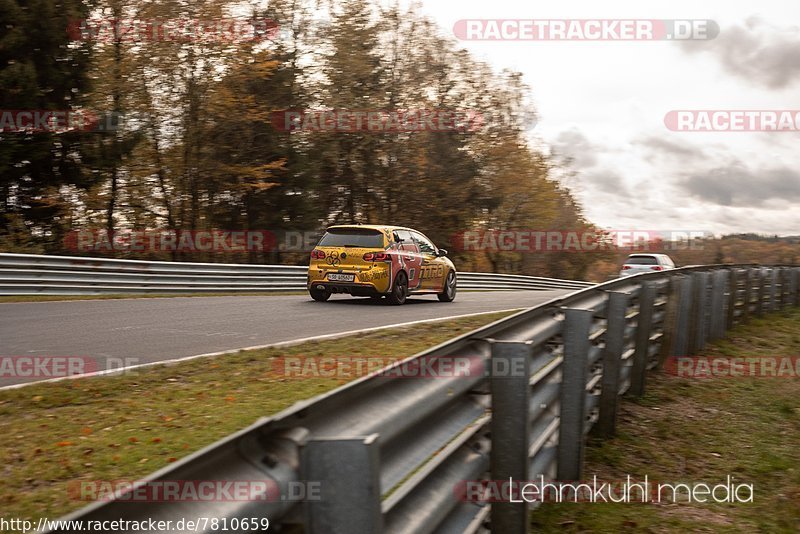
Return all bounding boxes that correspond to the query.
[0,290,571,387]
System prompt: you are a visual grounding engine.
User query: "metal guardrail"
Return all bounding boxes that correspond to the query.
[45,263,800,533]
[0,253,591,295]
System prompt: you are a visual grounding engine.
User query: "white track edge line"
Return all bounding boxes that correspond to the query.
[0,307,524,391]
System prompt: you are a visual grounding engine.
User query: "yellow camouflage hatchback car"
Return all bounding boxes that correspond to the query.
[307,224,457,305]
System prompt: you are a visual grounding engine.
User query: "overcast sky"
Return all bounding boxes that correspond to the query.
[410,0,800,236]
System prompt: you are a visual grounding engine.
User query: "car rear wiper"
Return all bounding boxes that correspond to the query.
[343,244,360,248]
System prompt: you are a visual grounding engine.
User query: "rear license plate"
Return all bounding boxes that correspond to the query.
[327,273,355,282]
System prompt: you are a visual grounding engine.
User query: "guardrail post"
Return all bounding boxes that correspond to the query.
[726,268,738,330]
[490,341,532,533]
[781,267,792,309]
[688,272,709,354]
[742,268,753,321]
[630,282,656,397]
[756,268,766,317]
[709,270,727,341]
[656,278,673,368]
[596,291,630,436]
[302,435,382,534]
[557,308,593,482]
[792,268,800,307]
[769,268,779,312]
[670,275,692,358]
[781,268,790,311]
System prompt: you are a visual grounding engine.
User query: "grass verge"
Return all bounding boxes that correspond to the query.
[530,308,800,532]
[0,310,513,521]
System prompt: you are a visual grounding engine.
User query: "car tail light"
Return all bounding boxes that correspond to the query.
[651,266,663,271]
[311,249,325,260]
[363,252,390,262]
[622,265,632,270]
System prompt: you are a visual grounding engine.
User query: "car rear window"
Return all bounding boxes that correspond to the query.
[625,255,658,265]
[318,228,385,248]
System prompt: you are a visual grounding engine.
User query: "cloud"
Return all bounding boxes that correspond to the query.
[550,128,599,168]
[584,169,623,189]
[581,169,631,198]
[681,162,800,207]
[635,136,705,161]
[683,17,800,89]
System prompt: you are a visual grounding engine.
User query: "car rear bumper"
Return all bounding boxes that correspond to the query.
[308,264,392,294]
[309,281,384,297]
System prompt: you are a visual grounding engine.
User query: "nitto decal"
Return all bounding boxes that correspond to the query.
[421,265,444,280]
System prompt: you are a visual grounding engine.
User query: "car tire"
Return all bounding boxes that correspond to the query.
[310,289,331,302]
[438,271,457,302]
[386,271,408,305]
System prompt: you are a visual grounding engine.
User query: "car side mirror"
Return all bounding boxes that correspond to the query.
[437,249,448,257]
